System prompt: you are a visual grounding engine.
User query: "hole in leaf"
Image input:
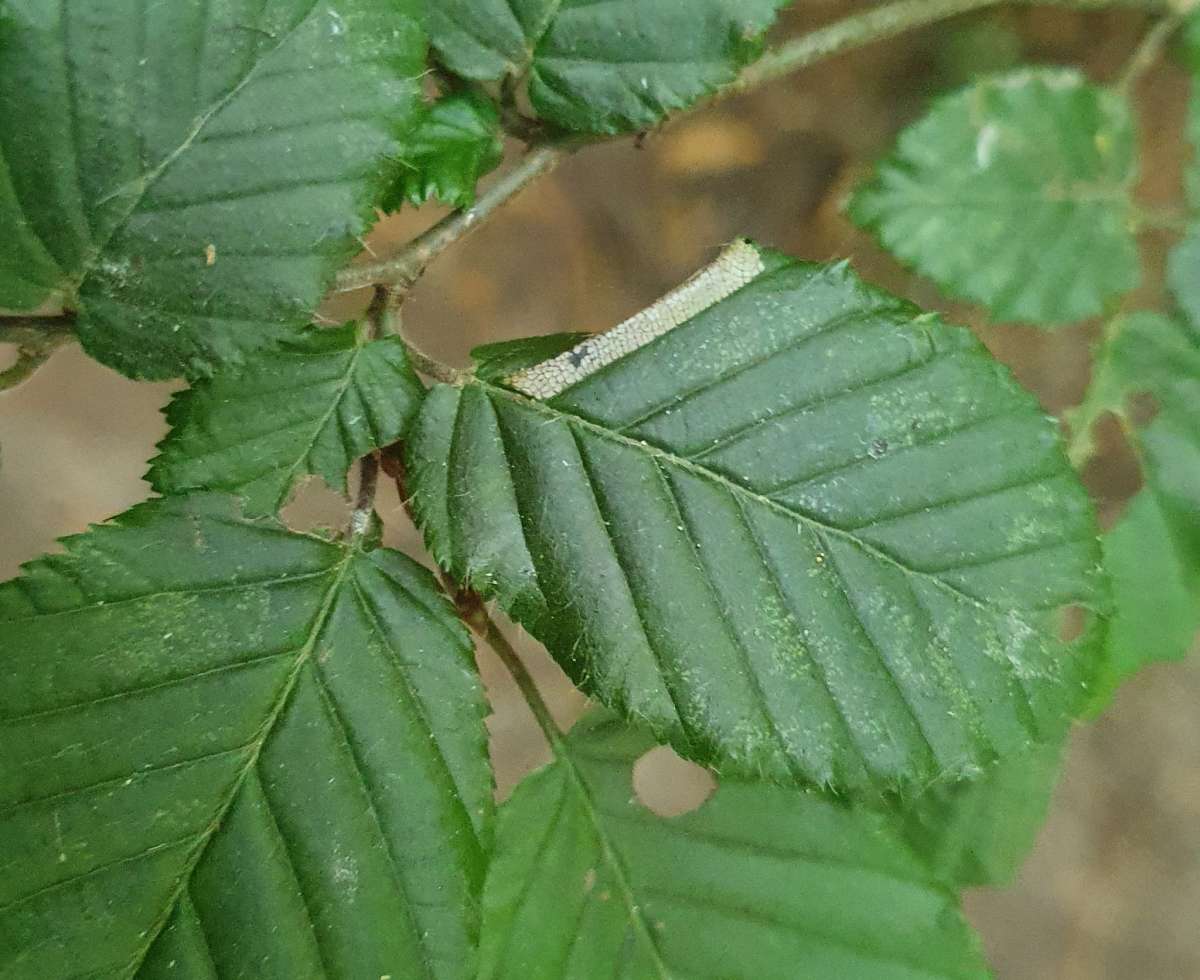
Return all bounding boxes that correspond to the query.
[1057,603,1091,644]
[279,476,352,535]
[632,745,716,818]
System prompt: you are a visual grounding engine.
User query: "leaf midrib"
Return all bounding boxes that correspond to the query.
[474,379,1068,649]
[553,749,672,979]
[122,543,355,977]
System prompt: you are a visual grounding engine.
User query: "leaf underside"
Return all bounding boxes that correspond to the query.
[0,0,424,379]
[0,495,491,979]
[408,241,1104,796]
[850,68,1138,325]
[478,711,990,979]
[148,323,424,517]
[424,0,786,134]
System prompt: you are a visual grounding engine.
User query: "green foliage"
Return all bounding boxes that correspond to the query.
[0,494,491,978]
[1074,313,1200,697]
[898,742,1063,889]
[148,323,424,516]
[479,711,990,979]
[409,242,1103,795]
[1168,232,1200,327]
[849,68,1139,325]
[385,91,505,210]
[0,0,424,379]
[6,6,1200,976]
[425,0,787,133]
[1169,86,1200,324]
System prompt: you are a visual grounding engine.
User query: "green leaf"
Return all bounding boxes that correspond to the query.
[849,68,1139,325]
[1168,230,1200,328]
[425,0,787,134]
[0,1,425,379]
[1071,313,1200,698]
[0,494,491,979]
[384,92,505,211]
[897,742,1062,889]
[1182,12,1200,76]
[407,240,1104,795]
[470,332,593,381]
[148,323,424,517]
[479,711,990,979]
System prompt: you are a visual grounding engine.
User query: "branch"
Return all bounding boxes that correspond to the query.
[1116,10,1187,95]
[335,144,568,293]
[336,0,1176,297]
[451,581,568,748]
[383,447,565,742]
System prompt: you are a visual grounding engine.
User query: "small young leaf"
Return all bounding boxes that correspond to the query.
[1073,313,1200,698]
[385,92,505,211]
[408,241,1104,796]
[426,0,788,134]
[479,711,990,979]
[849,68,1139,325]
[0,494,491,979]
[148,324,424,516]
[0,1,425,379]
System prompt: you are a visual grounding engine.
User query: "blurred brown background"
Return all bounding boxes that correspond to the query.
[2,2,1198,976]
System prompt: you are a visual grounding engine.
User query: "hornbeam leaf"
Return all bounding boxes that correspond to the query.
[0,1,424,379]
[0,494,492,979]
[407,240,1104,795]
[478,711,990,979]
[148,323,424,517]
[897,741,1063,889]
[425,0,787,134]
[849,68,1139,325]
[1074,313,1200,700]
[384,91,505,211]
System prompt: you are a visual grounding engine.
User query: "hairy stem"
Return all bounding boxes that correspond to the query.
[403,340,464,385]
[335,0,1173,299]
[454,586,568,747]
[1116,11,1187,94]
[732,0,1008,95]
[385,453,565,742]
[335,144,568,293]
[739,0,1172,96]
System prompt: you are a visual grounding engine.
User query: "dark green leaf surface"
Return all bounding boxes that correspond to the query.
[425,0,786,133]
[385,92,504,210]
[148,324,424,516]
[0,1,424,378]
[408,241,1104,794]
[0,494,491,979]
[849,68,1138,325]
[478,711,989,979]
[1078,314,1200,696]
[898,742,1062,889]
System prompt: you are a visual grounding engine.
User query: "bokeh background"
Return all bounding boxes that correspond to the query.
[2,2,1198,976]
